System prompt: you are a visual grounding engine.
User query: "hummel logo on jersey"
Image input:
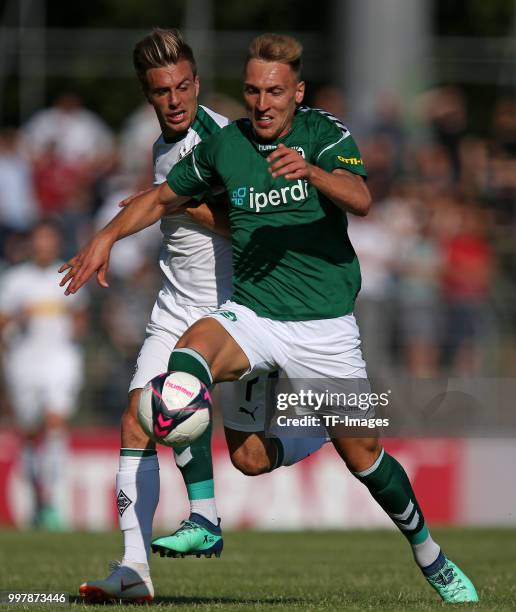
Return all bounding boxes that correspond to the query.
[214,310,237,321]
[239,406,259,421]
[257,144,305,158]
[117,490,132,516]
[231,180,309,212]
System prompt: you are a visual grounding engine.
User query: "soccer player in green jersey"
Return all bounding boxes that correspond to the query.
[62,34,478,604]
[62,30,328,604]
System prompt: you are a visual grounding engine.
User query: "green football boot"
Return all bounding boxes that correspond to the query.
[151,513,223,558]
[423,552,479,603]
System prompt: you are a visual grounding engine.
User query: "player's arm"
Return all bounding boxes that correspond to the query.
[181,189,231,238]
[121,192,231,238]
[268,143,371,216]
[59,182,189,294]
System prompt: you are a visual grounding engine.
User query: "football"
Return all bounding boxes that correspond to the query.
[137,371,211,447]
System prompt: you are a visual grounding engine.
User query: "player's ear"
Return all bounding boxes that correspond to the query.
[194,75,200,97]
[295,80,305,105]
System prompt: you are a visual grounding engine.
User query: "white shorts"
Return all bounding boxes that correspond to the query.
[206,301,367,379]
[4,344,83,431]
[205,301,370,420]
[129,300,272,432]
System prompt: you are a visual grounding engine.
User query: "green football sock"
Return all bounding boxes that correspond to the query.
[168,348,217,521]
[168,348,213,387]
[353,448,437,557]
[174,422,214,500]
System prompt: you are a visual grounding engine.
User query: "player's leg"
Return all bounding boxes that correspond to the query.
[36,410,69,530]
[333,435,478,602]
[79,386,156,603]
[79,387,155,603]
[102,310,242,565]
[150,315,249,557]
[113,311,227,564]
[5,358,46,526]
[37,351,83,530]
[286,312,477,603]
[80,336,164,603]
[9,388,44,525]
[152,404,224,559]
[149,305,249,559]
[221,375,328,475]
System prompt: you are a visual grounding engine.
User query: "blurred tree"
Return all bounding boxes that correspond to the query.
[46,0,187,28]
[213,0,326,30]
[435,0,515,36]
[44,0,327,31]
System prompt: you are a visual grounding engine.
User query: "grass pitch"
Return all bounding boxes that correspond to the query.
[0,529,515,611]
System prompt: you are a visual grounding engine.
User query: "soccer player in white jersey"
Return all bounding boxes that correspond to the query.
[62,34,478,604]
[68,29,326,604]
[0,220,87,529]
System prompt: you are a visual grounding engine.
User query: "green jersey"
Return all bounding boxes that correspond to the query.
[167,106,367,321]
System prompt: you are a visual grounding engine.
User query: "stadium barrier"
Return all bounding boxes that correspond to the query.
[0,429,514,529]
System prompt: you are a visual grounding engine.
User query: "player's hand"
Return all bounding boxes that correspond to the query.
[58,232,114,294]
[267,143,314,181]
[119,188,155,207]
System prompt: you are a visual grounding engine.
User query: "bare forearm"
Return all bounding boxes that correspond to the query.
[308,167,371,216]
[105,184,187,243]
[58,183,189,294]
[267,144,371,216]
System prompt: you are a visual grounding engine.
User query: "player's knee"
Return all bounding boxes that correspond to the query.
[230,446,270,476]
[333,436,381,473]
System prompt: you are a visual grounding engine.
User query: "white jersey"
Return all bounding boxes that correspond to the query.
[0,261,85,425]
[152,104,233,309]
[0,260,86,353]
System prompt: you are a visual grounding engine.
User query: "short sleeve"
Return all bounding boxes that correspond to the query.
[313,113,367,178]
[166,136,219,197]
[151,141,161,186]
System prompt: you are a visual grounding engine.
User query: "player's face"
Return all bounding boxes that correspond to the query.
[145,60,199,138]
[243,59,305,141]
[32,225,61,267]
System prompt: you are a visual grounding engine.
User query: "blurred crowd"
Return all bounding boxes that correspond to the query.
[0,86,514,424]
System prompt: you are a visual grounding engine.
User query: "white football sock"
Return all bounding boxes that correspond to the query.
[39,427,67,510]
[117,450,159,566]
[190,498,218,524]
[22,439,43,515]
[412,531,441,568]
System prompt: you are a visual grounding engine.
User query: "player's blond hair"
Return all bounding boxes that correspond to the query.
[133,28,197,90]
[246,34,303,78]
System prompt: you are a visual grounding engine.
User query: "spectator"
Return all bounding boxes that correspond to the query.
[348,204,397,375]
[397,205,443,376]
[21,93,114,167]
[0,220,88,528]
[419,86,469,181]
[440,203,494,374]
[119,104,160,175]
[0,129,38,255]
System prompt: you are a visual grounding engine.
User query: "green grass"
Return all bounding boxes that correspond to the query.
[0,529,515,611]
